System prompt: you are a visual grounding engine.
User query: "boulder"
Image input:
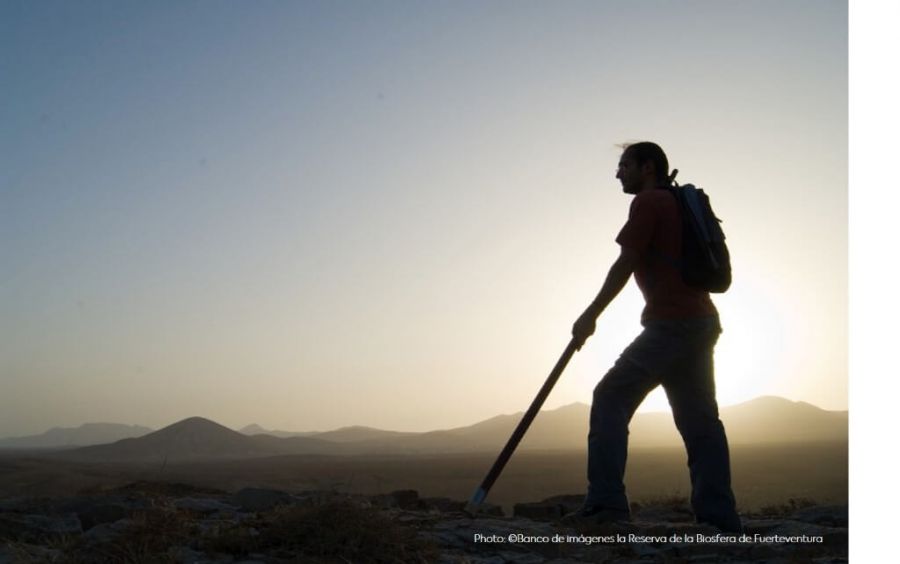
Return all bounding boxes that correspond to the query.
[82,518,134,545]
[372,489,421,509]
[0,512,81,542]
[174,497,238,515]
[82,503,131,530]
[231,488,294,512]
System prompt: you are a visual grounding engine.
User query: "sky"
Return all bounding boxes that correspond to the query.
[1,0,848,437]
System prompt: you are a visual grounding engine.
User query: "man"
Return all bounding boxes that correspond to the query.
[567,141,741,533]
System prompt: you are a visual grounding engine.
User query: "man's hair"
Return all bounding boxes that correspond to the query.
[620,141,670,185]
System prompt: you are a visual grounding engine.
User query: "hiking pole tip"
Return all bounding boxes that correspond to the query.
[463,488,487,517]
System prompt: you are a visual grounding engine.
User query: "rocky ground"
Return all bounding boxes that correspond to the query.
[0,481,847,563]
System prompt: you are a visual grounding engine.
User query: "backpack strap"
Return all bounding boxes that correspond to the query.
[679,183,723,269]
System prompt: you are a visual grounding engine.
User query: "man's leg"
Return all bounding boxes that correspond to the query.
[585,353,659,513]
[662,325,741,532]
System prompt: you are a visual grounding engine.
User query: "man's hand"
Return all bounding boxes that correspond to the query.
[572,247,638,351]
[572,309,598,351]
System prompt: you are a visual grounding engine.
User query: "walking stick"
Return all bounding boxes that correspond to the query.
[464,337,580,515]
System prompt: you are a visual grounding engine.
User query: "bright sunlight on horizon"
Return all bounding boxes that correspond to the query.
[2,0,846,437]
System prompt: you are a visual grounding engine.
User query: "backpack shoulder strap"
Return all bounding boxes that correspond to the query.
[678,184,715,243]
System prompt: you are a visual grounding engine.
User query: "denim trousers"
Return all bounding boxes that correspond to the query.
[585,316,739,525]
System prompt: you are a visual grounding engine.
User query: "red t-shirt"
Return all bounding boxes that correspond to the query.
[615,188,717,321]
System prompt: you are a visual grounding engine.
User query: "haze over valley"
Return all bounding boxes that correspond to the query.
[1,396,846,459]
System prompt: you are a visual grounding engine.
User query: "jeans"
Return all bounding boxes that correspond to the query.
[585,316,739,526]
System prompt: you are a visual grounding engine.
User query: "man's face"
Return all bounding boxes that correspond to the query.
[616,154,643,195]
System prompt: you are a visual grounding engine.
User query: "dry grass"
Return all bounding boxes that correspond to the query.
[3,495,436,563]
[206,497,438,563]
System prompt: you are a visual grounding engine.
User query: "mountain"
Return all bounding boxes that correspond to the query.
[625,396,846,447]
[60,417,345,463]
[239,423,416,443]
[0,423,153,449]
[299,396,846,454]
[309,426,419,443]
[239,423,269,435]
[44,396,847,462]
[717,395,848,444]
[238,424,317,439]
[354,403,590,454]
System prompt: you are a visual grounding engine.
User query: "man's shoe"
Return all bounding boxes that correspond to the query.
[560,505,631,527]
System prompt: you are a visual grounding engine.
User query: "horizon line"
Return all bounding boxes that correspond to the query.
[1,394,848,442]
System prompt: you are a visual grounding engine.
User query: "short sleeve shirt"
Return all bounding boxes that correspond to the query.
[615,188,717,321]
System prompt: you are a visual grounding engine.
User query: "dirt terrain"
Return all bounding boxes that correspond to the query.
[0,481,847,563]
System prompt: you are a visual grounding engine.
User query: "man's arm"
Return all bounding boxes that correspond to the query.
[572,246,639,350]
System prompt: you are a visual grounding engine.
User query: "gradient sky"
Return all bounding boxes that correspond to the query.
[1,0,847,437]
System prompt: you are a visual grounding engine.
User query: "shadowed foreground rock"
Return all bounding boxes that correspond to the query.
[0,483,847,563]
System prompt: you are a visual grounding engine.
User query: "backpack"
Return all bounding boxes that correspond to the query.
[665,170,732,293]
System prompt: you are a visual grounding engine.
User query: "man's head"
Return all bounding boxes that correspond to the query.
[616,141,670,194]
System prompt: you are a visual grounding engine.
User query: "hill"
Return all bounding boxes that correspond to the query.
[238,424,317,439]
[45,396,846,462]
[0,423,153,450]
[62,417,345,462]
[347,396,847,454]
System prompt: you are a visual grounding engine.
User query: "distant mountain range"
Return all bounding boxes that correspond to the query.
[0,423,153,450]
[239,423,419,443]
[16,396,846,463]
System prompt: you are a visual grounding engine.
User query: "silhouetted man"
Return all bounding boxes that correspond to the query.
[567,141,741,533]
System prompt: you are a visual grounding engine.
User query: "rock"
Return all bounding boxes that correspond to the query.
[77,501,133,530]
[174,497,239,515]
[372,489,421,509]
[422,497,467,513]
[672,541,736,559]
[633,504,695,523]
[513,500,563,521]
[677,555,731,563]
[195,513,256,537]
[628,521,676,537]
[0,543,62,563]
[113,480,226,498]
[629,541,666,558]
[390,489,421,509]
[461,557,505,564]
[82,518,134,545]
[54,494,148,531]
[230,488,294,512]
[0,497,49,514]
[0,548,13,564]
[790,505,848,527]
[748,543,782,560]
[0,486,850,563]
[0,512,81,542]
[538,494,584,514]
[493,551,547,563]
[743,518,783,535]
[655,522,720,537]
[475,503,505,517]
[766,520,848,547]
[167,545,213,563]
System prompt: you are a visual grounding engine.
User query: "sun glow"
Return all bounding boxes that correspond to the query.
[713,288,789,407]
[626,280,790,414]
